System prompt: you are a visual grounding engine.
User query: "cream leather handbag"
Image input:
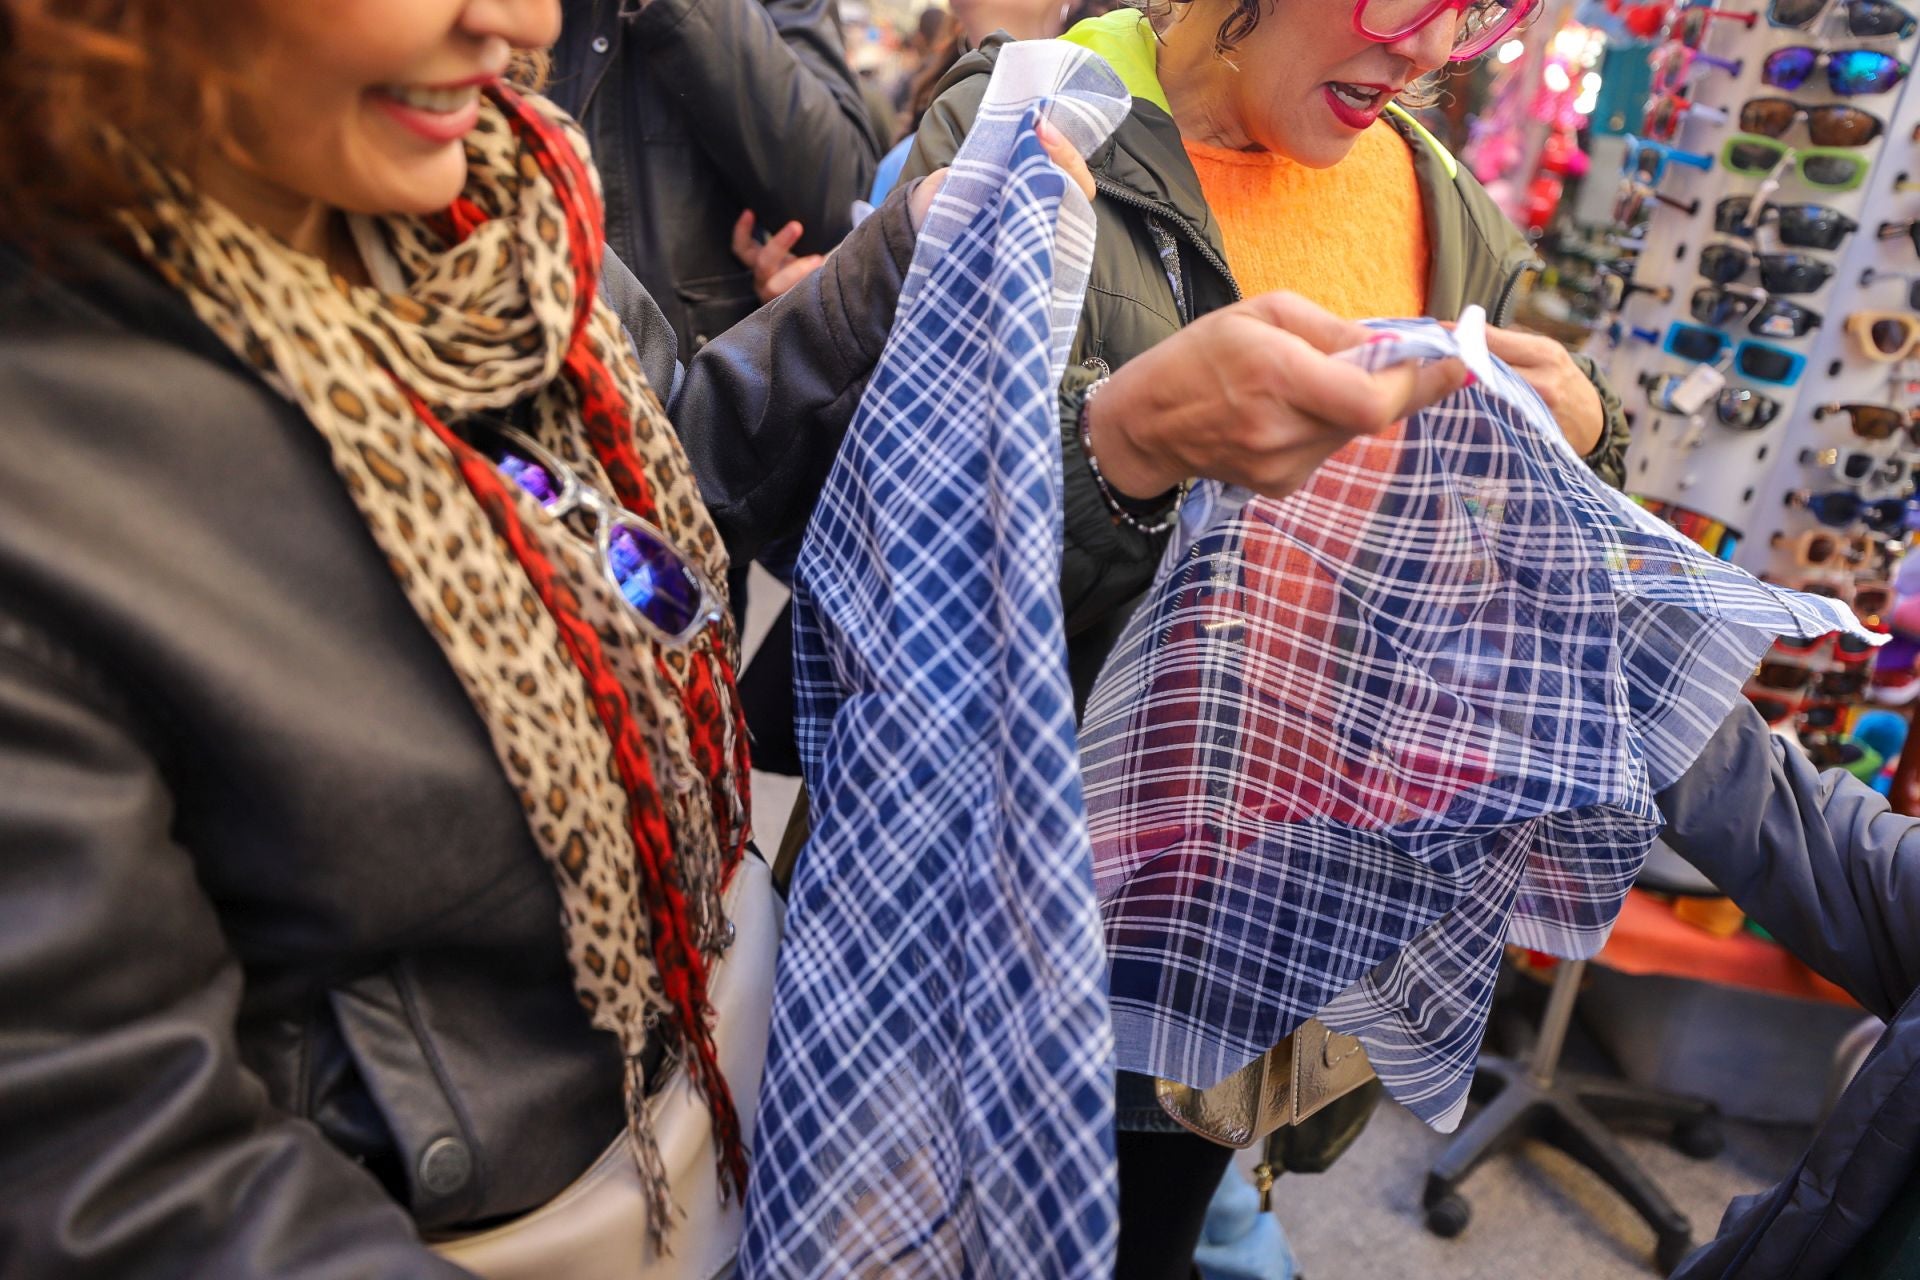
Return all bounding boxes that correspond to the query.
[432,854,782,1280]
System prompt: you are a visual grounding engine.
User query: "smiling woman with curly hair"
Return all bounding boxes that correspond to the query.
[0,0,966,1273]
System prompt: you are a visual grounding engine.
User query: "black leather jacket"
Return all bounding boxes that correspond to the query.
[0,190,915,1278]
[549,0,881,363]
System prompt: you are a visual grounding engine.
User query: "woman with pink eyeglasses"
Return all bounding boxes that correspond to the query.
[898,0,1632,1269]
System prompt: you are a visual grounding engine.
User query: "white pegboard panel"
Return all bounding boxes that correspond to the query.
[1595,2,1920,579]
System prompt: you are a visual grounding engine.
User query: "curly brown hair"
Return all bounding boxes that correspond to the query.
[0,0,260,241]
[0,1,550,243]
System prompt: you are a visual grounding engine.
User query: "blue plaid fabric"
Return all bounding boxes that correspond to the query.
[739,45,1130,1278]
[1080,321,1880,1130]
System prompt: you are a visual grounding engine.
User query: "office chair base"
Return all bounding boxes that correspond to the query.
[1421,1052,1720,1273]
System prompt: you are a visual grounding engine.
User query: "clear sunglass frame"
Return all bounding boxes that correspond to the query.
[475,422,724,648]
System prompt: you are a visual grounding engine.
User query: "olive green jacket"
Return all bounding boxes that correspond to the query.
[901,13,1629,693]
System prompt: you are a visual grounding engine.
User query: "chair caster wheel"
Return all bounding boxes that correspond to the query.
[1424,1191,1471,1239]
[1672,1116,1724,1160]
[1656,1230,1695,1273]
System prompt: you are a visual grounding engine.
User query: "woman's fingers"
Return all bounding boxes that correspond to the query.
[1238,291,1374,357]
[1479,322,1562,369]
[764,254,826,299]
[1034,118,1097,202]
[729,210,759,265]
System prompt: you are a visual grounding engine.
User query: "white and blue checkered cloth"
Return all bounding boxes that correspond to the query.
[740,44,1130,1278]
[1080,320,1880,1131]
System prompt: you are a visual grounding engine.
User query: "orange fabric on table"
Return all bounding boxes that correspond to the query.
[1182,121,1431,322]
[1597,888,1857,1006]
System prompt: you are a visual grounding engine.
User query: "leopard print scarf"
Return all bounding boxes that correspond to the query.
[124,88,750,1241]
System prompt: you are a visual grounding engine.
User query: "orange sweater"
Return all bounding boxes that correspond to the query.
[1184,122,1430,322]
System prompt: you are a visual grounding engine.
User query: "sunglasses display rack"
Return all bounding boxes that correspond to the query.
[1591,0,1920,775]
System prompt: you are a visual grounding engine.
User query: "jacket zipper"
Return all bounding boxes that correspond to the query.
[1094,176,1242,307]
[1490,261,1532,328]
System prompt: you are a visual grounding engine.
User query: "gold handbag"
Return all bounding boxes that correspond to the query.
[1154,1018,1375,1203]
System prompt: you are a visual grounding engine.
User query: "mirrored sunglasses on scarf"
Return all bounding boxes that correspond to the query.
[466,421,723,646]
[1698,244,1834,293]
[1720,134,1870,189]
[1676,5,1761,46]
[1786,487,1913,531]
[1799,445,1906,487]
[1642,370,1784,427]
[1813,401,1920,444]
[1738,96,1885,146]
[1624,133,1715,182]
[1860,267,1920,311]
[1846,311,1920,362]
[1762,46,1912,95]
[1651,42,1746,93]
[1644,94,1730,141]
[1350,0,1541,59]
[1713,196,1858,246]
[1768,0,1918,36]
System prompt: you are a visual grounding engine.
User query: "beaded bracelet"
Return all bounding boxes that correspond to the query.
[1078,376,1179,536]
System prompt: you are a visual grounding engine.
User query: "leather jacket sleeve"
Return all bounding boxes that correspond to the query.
[624,0,880,255]
[670,183,918,564]
[1656,700,1920,1021]
[0,622,470,1280]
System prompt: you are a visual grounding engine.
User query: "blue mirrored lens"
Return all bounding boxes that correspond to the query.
[607,523,702,636]
[1830,49,1905,94]
[497,454,564,509]
[1764,46,1818,87]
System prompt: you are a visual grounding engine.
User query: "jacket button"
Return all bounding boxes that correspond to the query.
[591,35,611,53]
[419,1137,473,1197]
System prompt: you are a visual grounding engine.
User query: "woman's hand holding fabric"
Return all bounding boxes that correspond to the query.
[1479,323,1605,456]
[1084,291,1470,501]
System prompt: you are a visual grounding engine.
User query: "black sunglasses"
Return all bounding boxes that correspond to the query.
[1690,284,1763,327]
[1699,243,1835,293]
[1768,0,1918,35]
[1717,386,1784,429]
[1747,296,1824,339]
[1641,370,1775,427]
[1713,198,1859,249]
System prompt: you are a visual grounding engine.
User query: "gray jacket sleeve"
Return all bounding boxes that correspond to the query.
[627,0,879,254]
[669,183,918,564]
[0,622,468,1279]
[1656,701,1920,1021]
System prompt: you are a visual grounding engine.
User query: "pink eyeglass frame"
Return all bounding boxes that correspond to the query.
[1351,0,1543,60]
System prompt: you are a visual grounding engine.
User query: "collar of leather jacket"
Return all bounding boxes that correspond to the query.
[928,15,1539,325]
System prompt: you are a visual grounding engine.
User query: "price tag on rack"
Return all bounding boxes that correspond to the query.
[1668,363,1726,416]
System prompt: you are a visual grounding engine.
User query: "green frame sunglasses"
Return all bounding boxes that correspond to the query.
[1719,133,1870,191]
